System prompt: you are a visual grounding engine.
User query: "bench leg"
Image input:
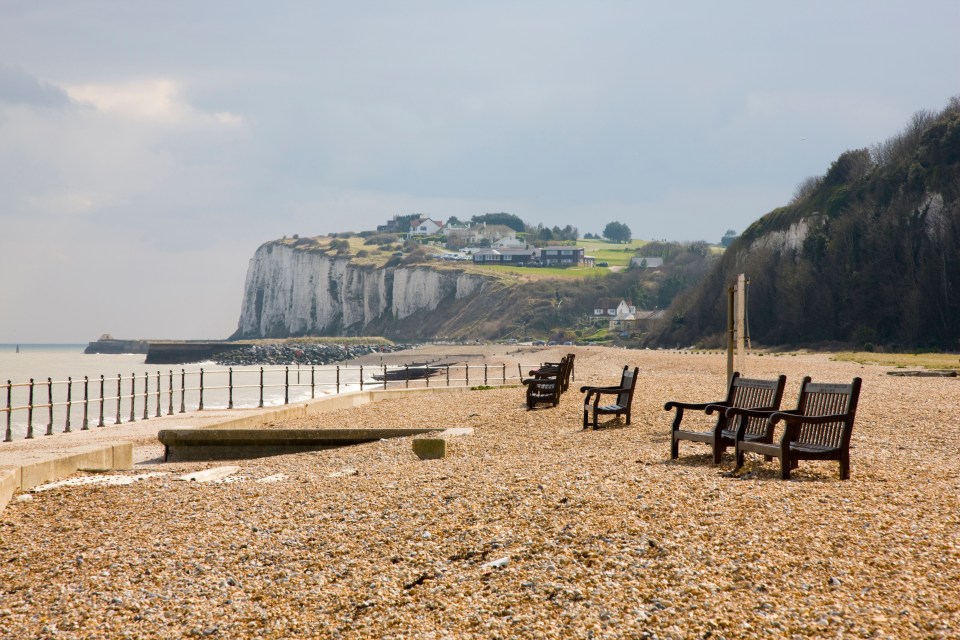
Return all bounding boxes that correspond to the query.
[670,436,679,459]
[583,408,590,429]
[712,444,723,465]
[839,453,850,480]
[780,453,791,480]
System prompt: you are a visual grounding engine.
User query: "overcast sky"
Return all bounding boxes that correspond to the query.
[1,1,957,343]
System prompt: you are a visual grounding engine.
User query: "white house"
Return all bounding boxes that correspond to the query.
[409,218,444,237]
[608,300,639,331]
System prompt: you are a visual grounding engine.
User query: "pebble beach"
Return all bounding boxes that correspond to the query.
[2,346,960,639]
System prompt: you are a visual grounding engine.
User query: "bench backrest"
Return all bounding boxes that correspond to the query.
[726,372,787,436]
[616,366,639,407]
[793,376,862,447]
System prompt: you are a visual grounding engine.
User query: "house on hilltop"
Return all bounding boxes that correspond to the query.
[540,246,585,266]
[471,248,538,265]
[408,217,444,237]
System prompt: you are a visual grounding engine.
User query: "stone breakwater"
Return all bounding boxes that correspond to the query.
[212,343,418,366]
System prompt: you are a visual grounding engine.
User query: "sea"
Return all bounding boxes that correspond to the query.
[0,344,373,441]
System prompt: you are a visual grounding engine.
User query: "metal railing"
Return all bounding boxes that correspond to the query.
[1,363,517,442]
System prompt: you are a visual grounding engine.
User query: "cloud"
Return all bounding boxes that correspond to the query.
[0,66,70,107]
[64,78,244,127]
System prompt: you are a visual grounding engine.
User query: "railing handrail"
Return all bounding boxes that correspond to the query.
[1,362,515,442]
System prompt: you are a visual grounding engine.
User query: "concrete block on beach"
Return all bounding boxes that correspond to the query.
[158,428,440,462]
[412,438,446,460]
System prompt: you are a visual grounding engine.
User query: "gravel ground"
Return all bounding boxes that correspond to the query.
[2,347,960,639]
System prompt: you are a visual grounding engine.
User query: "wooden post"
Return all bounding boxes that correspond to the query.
[99,375,105,427]
[180,369,186,414]
[726,285,735,383]
[129,373,136,422]
[65,377,72,432]
[228,367,234,409]
[736,273,747,375]
[5,380,12,442]
[27,379,35,439]
[82,376,90,430]
[46,377,53,435]
[115,374,122,425]
[142,372,149,420]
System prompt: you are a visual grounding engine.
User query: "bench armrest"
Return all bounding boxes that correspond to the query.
[663,400,723,412]
[580,384,622,393]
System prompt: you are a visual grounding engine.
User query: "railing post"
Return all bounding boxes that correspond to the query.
[311,366,315,399]
[199,368,204,411]
[446,365,450,387]
[284,366,289,405]
[156,371,161,417]
[336,366,340,394]
[115,374,122,425]
[142,372,149,420]
[99,375,105,427]
[382,364,387,389]
[180,369,186,414]
[405,364,410,388]
[484,364,488,386]
[64,377,72,433]
[46,377,54,435]
[360,365,364,391]
[259,367,264,408]
[426,365,430,388]
[4,381,12,442]
[228,367,234,409]
[502,364,506,385]
[27,378,35,439]
[465,364,469,387]
[82,376,90,430]
[129,373,136,423]
[167,371,174,415]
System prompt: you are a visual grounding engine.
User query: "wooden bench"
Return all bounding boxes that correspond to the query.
[522,355,571,410]
[580,365,639,429]
[665,372,787,464]
[729,376,862,480]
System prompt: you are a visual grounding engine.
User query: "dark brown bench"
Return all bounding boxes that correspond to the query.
[728,376,862,479]
[522,355,571,410]
[665,372,787,464]
[580,365,638,429]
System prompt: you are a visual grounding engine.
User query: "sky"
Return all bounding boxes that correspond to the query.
[1,1,958,343]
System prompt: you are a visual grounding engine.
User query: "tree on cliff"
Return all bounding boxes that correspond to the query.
[472,212,526,233]
[603,221,632,243]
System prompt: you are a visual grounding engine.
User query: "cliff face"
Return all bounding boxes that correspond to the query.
[232,242,493,339]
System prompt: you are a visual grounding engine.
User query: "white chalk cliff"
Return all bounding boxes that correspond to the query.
[233,241,491,338]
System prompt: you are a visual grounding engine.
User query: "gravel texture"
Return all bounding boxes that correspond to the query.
[2,347,960,639]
